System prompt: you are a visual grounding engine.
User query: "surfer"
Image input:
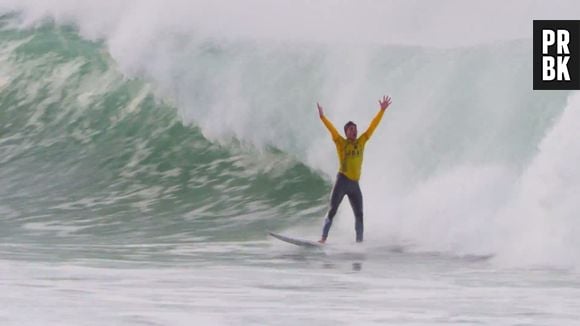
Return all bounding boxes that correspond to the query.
[317,95,392,243]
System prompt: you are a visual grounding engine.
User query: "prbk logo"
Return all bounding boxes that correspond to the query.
[533,20,580,90]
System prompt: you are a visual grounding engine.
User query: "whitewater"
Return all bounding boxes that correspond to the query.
[1,1,580,325]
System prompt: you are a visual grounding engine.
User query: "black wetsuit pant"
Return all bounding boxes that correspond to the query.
[321,173,364,242]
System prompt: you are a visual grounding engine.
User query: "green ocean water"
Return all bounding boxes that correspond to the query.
[0,21,329,252]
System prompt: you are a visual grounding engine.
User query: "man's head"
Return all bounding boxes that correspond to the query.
[344,121,357,140]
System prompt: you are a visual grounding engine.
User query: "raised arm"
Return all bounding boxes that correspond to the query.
[361,95,392,141]
[317,102,341,141]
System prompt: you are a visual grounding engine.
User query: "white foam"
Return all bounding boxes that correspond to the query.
[493,91,580,268]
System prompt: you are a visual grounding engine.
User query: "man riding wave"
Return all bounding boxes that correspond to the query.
[317,95,392,243]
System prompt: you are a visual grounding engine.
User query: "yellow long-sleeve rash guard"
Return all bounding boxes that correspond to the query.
[321,109,385,181]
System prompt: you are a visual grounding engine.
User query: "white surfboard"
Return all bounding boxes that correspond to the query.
[268,232,322,248]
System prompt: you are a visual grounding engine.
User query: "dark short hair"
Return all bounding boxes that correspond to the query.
[344,121,357,133]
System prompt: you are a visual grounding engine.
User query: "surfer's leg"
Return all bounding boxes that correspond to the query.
[321,175,347,241]
[347,182,364,242]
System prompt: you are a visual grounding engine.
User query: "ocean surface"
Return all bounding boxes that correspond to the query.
[1,2,580,325]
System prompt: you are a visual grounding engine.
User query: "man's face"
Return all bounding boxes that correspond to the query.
[345,125,357,140]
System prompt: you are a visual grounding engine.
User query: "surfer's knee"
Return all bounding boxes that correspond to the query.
[353,207,363,221]
[327,206,338,219]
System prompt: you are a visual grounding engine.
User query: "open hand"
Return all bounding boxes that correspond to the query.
[379,96,392,111]
[317,102,324,117]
